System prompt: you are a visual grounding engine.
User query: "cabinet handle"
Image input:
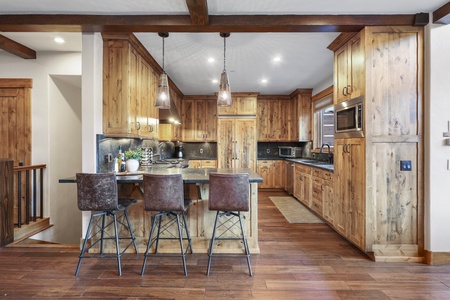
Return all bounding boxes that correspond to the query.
[347,85,352,94]
[342,86,348,96]
[149,125,153,133]
[137,122,140,130]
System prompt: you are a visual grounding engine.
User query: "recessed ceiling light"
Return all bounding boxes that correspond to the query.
[261,79,268,84]
[54,37,65,44]
[212,79,218,84]
[273,56,281,62]
[208,57,215,63]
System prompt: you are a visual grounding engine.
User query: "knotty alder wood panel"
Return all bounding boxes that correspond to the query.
[364,26,423,259]
[257,96,292,141]
[0,159,13,247]
[4,191,450,299]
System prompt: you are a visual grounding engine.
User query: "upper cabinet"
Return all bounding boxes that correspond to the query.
[257,97,292,142]
[102,34,160,138]
[333,32,365,104]
[181,97,217,142]
[217,93,258,116]
[290,89,313,141]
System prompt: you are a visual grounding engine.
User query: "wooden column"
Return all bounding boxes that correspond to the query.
[0,159,14,247]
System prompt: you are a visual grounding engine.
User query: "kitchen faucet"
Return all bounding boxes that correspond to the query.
[320,143,333,164]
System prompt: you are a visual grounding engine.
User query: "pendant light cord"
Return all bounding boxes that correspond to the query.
[223,36,226,72]
[162,36,165,73]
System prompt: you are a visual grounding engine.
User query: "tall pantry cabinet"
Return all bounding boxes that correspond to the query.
[329,27,423,261]
[217,93,258,171]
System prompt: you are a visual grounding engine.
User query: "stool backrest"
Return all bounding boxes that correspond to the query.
[143,174,184,211]
[209,173,250,211]
[76,173,119,211]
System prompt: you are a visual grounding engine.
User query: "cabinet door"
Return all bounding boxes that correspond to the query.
[257,160,272,188]
[234,119,257,170]
[334,139,351,235]
[217,119,234,168]
[322,177,335,225]
[311,176,324,215]
[194,100,206,141]
[348,34,364,99]
[278,100,291,141]
[272,160,284,188]
[181,99,195,141]
[205,100,217,141]
[218,95,257,115]
[257,100,269,141]
[334,44,350,104]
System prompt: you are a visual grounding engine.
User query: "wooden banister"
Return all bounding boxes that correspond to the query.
[0,159,14,247]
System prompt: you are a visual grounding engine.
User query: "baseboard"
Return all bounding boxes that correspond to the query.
[372,244,424,263]
[425,250,450,265]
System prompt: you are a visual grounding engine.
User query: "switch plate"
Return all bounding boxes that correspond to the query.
[200,148,203,154]
[105,153,113,163]
[400,160,412,171]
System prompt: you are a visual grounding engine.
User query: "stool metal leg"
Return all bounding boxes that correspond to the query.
[181,211,193,254]
[123,209,138,253]
[112,213,122,276]
[141,212,159,275]
[75,213,95,276]
[238,212,253,276]
[175,214,187,276]
[206,211,220,276]
[100,214,106,255]
[154,214,163,253]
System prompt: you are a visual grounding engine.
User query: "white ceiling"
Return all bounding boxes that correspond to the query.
[0,0,447,95]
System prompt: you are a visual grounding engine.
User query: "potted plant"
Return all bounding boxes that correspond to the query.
[124,147,143,172]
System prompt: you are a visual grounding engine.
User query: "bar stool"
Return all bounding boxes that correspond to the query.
[141,174,193,276]
[75,173,138,276]
[206,173,253,276]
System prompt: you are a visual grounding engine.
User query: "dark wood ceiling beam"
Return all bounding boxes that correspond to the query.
[433,1,450,24]
[0,34,36,59]
[0,14,422,33]
[185,0,209,25]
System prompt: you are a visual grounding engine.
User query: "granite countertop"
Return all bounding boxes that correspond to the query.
[285,158,334,171]
[59,167,263,184]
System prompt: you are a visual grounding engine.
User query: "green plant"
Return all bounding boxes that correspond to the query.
[124,147,143,161]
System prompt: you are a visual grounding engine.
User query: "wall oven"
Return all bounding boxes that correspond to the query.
[334,96,364,138]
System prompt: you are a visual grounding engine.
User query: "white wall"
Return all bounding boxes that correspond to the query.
[0,51,82,243]
[424,23,450,252]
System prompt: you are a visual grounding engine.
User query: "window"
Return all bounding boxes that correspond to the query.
[313,90,334,149]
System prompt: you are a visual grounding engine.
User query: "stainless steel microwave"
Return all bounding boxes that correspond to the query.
[278,146,302,158]
[334,96,364,138]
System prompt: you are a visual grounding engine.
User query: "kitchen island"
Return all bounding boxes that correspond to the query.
[60,167,263,254]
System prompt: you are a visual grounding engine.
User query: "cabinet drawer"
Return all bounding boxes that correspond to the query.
[201,160,217,168]
[295,163,311,174]
[311,199,323,215]
[312,168,333,181]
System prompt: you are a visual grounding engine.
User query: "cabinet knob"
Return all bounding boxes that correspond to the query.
[136,121,140,130]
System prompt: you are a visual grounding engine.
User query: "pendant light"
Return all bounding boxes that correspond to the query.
[155,32,170,109]
[217,32,232,107]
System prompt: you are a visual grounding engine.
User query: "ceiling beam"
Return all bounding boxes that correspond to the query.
[433,1,450,24]
[185,0,209,25]
[0,34,36,59]
[0,14,422,33]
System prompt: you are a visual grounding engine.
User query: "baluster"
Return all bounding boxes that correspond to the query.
[33,169,37,222]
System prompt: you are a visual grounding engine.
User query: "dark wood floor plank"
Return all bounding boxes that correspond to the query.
[1,190,450,299]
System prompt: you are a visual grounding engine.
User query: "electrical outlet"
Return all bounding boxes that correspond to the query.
[266,149,270,153]
[200,148,203,154]
[105,153,113,163]
[400,160,412,171]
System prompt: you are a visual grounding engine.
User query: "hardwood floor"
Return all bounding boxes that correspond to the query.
[1,190,450,299]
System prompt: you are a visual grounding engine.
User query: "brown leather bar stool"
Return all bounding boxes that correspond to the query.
[75,173,138,276]
[206,173,253,276]
[141,174,193,276]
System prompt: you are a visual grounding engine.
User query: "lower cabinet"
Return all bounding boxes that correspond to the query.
[293,164,311,207]
[257,160,284,189]
[312,168,334,224]
[189,160,217,169]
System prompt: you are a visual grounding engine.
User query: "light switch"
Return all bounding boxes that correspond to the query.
[400,160,412,171]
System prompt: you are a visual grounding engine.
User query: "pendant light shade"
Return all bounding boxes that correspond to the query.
[217,32,232,107]
[155,32,170,109]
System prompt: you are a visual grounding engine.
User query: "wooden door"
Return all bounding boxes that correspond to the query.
[348,33,365,99]
[0,79,32,166]
[217,119,234,168]
[234,118,256,170]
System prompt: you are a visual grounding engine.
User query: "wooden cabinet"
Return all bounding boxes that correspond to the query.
[159,123,181,141]
[217,93,257,116]
[102,36,159,138]
[334,138,365,249]
[312,168,334,223]
[333,32,365,104]
[293,164,311,207]
[181,98,217,142]
[189,160,217,169]
[257,97,292,141]
[217,118,257,171]
[290,89,312,141]
[257,160,284,189]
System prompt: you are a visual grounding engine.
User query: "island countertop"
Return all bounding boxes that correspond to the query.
[59,167,263,184]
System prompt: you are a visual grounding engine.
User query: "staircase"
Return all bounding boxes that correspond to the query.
[11,217,53,245]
